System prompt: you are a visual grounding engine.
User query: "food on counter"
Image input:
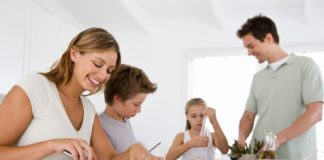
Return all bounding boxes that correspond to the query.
[228,139,263,160]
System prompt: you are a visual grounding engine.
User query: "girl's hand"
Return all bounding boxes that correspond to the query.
[189,135,209,148]
[203,107,217,123]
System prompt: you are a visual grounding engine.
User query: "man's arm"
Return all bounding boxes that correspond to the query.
[238,111,256,147]
[276,102,322,148]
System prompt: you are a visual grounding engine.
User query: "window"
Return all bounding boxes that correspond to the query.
[187,52,324,155]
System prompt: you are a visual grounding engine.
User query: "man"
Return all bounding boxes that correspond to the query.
[236,14,323,159]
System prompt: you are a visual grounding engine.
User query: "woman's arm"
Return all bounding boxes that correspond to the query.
[91,116,121,160]
[0,86,53,160]
[0,86,95,160]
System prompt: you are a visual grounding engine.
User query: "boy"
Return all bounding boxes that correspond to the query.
[99,64,157,153]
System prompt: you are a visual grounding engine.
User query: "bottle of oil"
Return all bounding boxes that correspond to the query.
[258,130,277,159]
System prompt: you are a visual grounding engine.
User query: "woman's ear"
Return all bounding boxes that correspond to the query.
[70,48,79,62]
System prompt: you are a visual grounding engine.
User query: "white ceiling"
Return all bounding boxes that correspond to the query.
[35,0,324,34]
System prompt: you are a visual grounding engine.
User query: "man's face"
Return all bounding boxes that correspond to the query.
[242,33,270,63]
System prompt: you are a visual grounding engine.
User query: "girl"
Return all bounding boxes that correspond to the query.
[165,98,228,160]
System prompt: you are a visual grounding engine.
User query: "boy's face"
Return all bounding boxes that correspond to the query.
[115,92,147,119]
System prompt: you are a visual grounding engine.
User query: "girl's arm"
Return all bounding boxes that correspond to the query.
[205,107,229,154]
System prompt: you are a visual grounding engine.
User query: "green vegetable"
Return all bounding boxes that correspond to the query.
[228,138,263,159]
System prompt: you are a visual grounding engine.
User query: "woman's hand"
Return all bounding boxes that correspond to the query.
[50,138,96,160]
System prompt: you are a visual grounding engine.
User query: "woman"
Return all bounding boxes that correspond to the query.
[0,27,160,160]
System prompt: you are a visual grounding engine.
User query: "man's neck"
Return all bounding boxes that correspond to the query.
[268,46,289,63]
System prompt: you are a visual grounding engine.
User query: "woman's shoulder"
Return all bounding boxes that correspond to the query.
[19,73,49,85]
[17,73,53,93]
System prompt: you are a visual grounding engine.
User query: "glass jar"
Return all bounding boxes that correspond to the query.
[258,130,277,159]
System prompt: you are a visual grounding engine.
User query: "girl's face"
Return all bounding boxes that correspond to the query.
[71,50,118,92]
[114,93,147,119]
[186,104,205,131]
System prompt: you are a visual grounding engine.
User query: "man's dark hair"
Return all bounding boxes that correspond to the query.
[237,14,280,43]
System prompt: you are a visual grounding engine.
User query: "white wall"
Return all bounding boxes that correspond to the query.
[0,0,80,91]
[1,0,324,156]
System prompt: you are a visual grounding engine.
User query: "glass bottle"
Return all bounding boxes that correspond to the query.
[258,130,277,159]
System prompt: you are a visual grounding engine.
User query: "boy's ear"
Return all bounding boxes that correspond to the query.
[113,95,122,103]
